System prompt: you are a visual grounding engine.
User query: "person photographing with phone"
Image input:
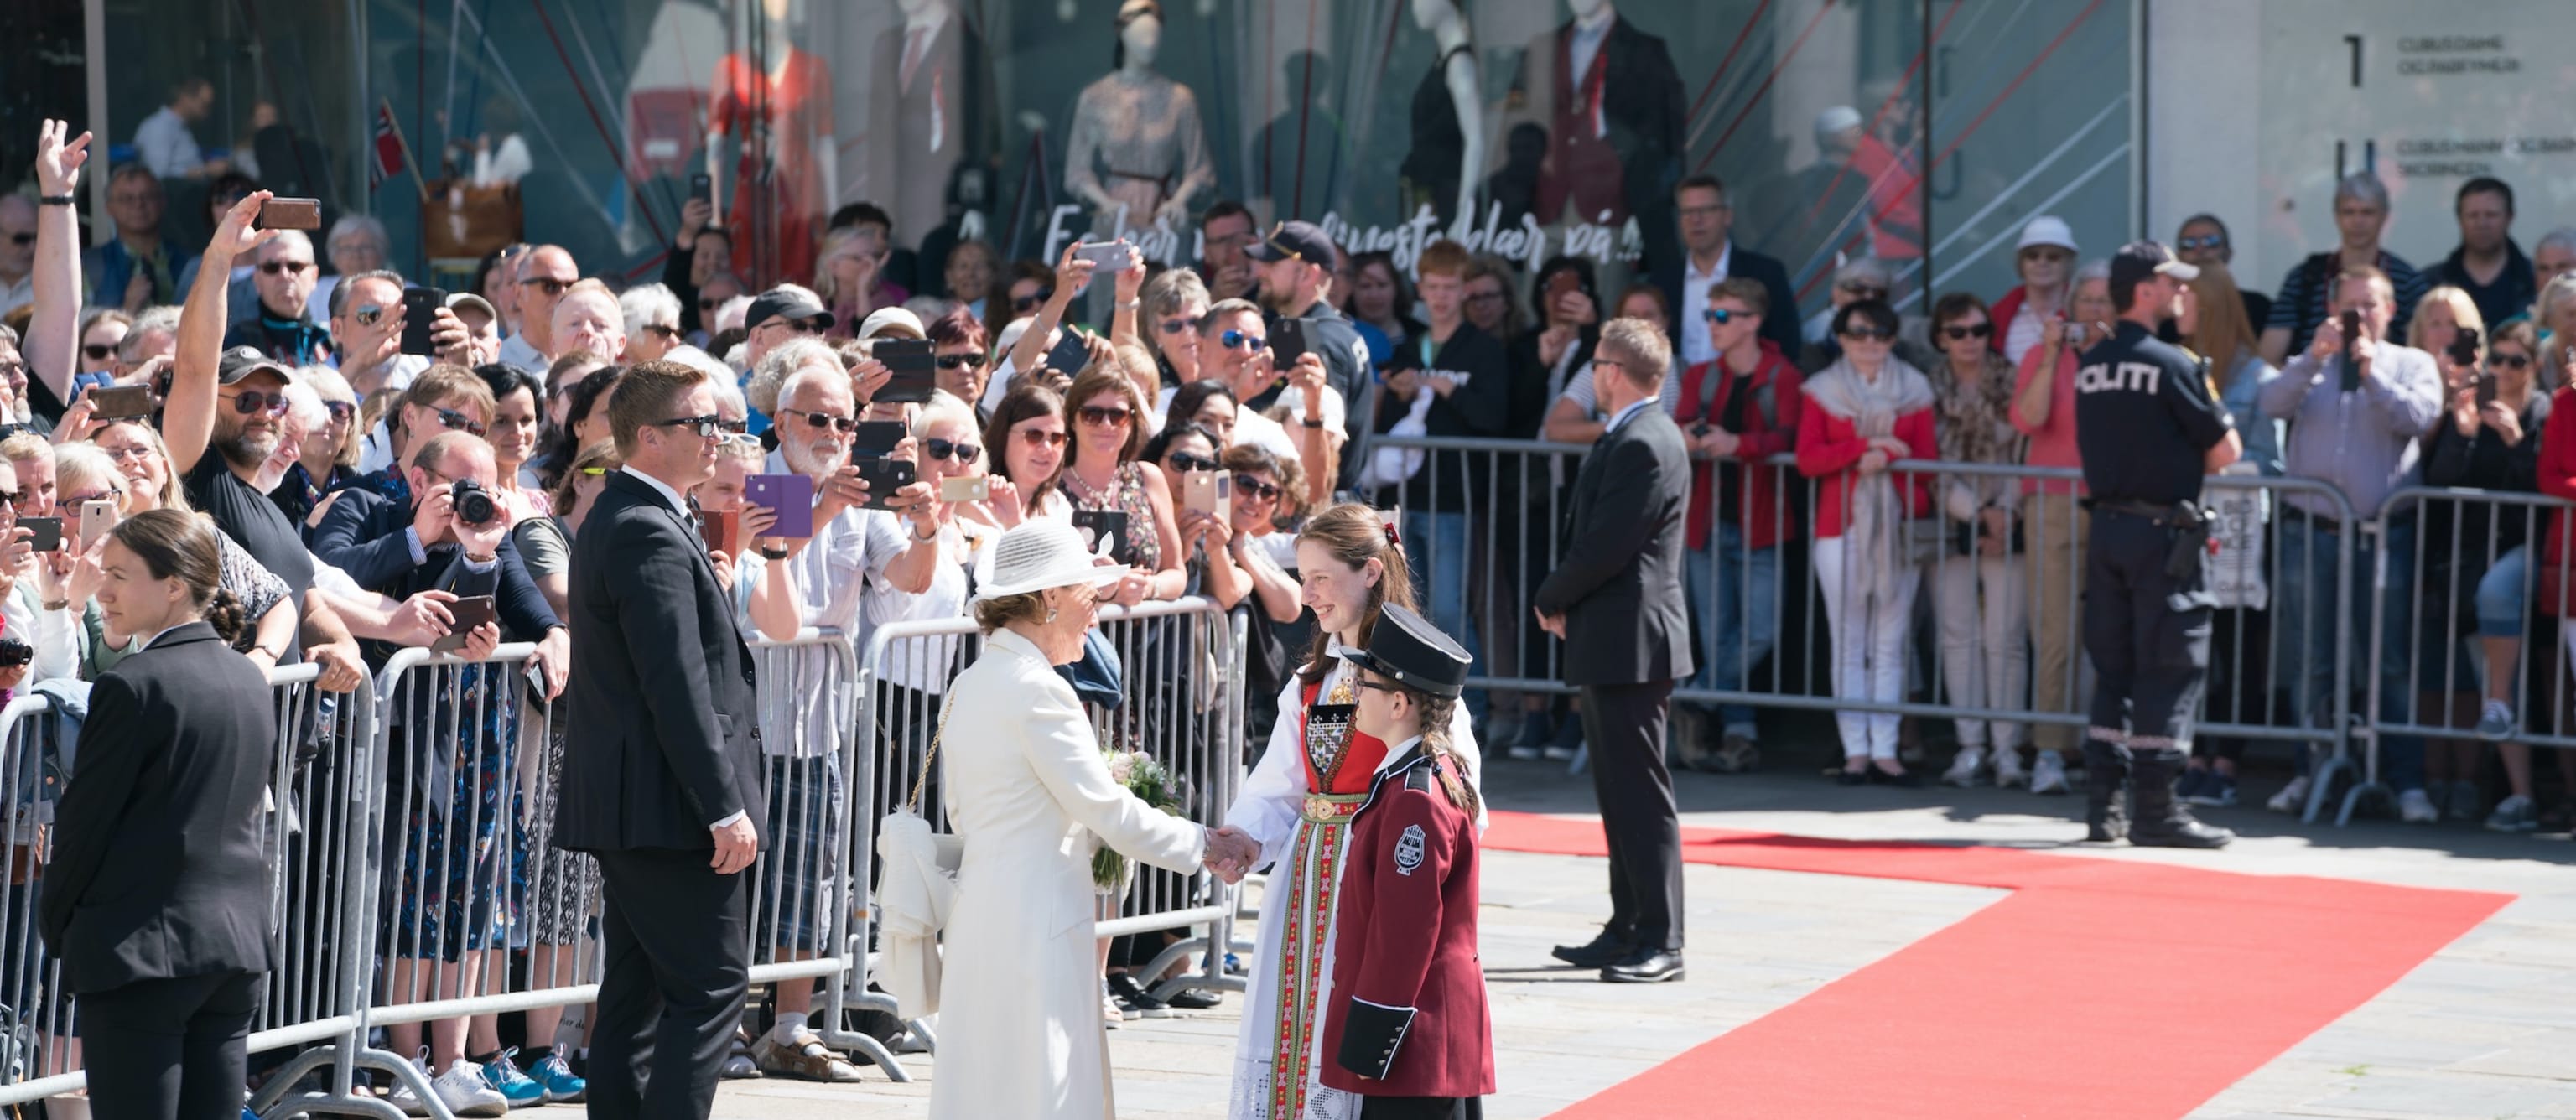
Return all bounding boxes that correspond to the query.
[2007,258,2116,795]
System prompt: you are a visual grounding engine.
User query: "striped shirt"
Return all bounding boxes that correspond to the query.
[2266,249,2429,354]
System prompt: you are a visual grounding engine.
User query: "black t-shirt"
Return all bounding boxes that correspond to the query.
[2072,321,2232,504]
[1379,324,1512,514]
[188,453,317,647]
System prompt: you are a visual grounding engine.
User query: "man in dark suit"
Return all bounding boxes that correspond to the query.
[553,359,764,1120]
[311,429,564,669]
[1652,174,1801,360]
[1532,317,1693,984]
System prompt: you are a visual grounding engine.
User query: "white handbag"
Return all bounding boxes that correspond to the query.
[872,703,965,1019]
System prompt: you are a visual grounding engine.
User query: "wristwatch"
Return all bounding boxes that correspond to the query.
[1301,417,1326,428]
[760,546,790,560]
[911,521,940,543]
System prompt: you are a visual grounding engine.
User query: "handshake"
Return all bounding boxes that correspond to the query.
[1201,826,1259,884]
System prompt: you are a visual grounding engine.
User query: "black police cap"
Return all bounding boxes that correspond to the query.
[1343,603,1471,699]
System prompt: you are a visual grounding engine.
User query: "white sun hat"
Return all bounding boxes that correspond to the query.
[974,520,1124,601]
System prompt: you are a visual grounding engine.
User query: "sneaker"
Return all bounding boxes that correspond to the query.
[1102,993,1125,1029]
[2475,699,2516,742]
[751,1030,865,1083]
[1707,732,1761,774]
[1940,746,1987,788]
[387,1054,435,1117]
[2029,752,2070,795]
[1164,987,1223,1010]
[2446,779,2485,823]
[2267,775,2312,814]
[1106,972,1173,1019]
[1991,747,2028,789]
[2174,765,2211,803]
[478,1050,547,1109]
[525,1052,585,1103]
[2185,770,2238,807]
[432,1063,511,1118]
[2486,793,2539,832]
[2397,787,2439,824]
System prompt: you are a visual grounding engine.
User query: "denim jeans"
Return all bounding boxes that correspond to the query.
[1409,510,1483,717]
[2274,518,2423,791]
[1685,522,1779,740]
[2476,545,2530,637]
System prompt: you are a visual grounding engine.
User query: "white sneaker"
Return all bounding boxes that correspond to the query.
[1940,747,1986,787]
[2028,752,2070,795]
[1102,993,1125,1029]
[387,1055,434,1117]
[2267,775,2311,814]
[1991,748,2028,789]
[2397,787,2438,825]
[432,1064,510,1118]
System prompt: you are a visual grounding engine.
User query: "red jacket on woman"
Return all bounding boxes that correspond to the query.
[2536,386,2576,568]
[1674,340,1803,551]
[1794,393,1937,540]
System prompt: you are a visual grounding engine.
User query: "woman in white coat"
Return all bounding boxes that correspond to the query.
[932,520,1255,1120]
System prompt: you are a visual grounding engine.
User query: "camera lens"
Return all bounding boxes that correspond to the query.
[452,480,497,525]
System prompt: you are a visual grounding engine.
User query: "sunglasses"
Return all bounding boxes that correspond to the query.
[1015,428,1070,449]
[319,400,356,423]
[519,277,572,297]
[1941,322,1995,340]
[353,304,388,327]
[937,351,989,370]
[1838,326,1895,343]
[228,390,292,416]
[698,297,719,310]
[1221,329,1265,351]
[1078,405,1133,428]
[2176,234,2226,251]
[1232,474,1281,501]
[3,233,31,247]
[1704,307,1749,326]
[650,413,726,438]
[258,260,314,276]
[1840,285,1888,302]
[1166,450,1219,473]
[0,490,18,506]
[2491,353,2531,370]
[1160,314,1206,335]
[82,344,117,361]
[780,407,860,433]
[1014,288,1055,312]
[924,438,983,464]
[435,407,486,437]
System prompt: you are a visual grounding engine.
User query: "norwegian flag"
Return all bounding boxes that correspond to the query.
[369,102,406,191]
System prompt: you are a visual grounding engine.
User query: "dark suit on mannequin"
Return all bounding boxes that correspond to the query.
[1533,376,1693,982]
[555,469,763,1120]
[44,622,278,1120]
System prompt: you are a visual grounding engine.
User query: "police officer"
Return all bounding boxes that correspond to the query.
[2071,241,2243,848]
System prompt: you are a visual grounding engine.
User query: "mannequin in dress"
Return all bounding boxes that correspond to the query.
[706,0,837,288]
[1064,0,1214,248]
[1400,0,1483,236]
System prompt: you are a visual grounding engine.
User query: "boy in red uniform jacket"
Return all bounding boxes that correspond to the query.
[1322,604,1495,1118]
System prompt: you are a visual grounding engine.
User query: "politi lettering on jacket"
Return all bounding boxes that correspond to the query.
[1394,823,1426,875]
[2075,360,2162,395]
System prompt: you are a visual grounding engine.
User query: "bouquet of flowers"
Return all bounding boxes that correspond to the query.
[1094,746,1189,891]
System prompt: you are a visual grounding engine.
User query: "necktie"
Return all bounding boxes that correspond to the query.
[901,27,929,91]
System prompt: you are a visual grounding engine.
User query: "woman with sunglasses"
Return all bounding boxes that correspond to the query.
[1139,267,1212,392]
[986,259,1056,348]
[1799,298,1937,786]
[273,365,363,531]
[976,383,1072,531]
[2010,259,2114,795]
[1991,216,2080,365]
[356,365,496,476]
[1144,421,1248,609]
[927,307,995,417]
[77,309,132,382]
[1922,293,2030,789]
[1061,366,1185,606]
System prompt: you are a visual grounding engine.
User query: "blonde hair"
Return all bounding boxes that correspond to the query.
[2186,262,2259,363]
[2407,285,2485,360]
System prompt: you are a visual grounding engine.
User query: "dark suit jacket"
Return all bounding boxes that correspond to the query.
[43,622,279,993]
[310,472,561,666]
[1652,244,1802,359]
[1534,407,1694,687]
[553,471,762,853]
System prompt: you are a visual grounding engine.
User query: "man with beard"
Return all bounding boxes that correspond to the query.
[1249,220,1370,488]
[735,341,937,1081]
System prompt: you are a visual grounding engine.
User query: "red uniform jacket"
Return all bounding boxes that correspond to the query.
[1319,744,1493,1100]
[1674,341,1804,551]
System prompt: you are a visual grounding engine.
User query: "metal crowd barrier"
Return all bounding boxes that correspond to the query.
[848,596,1249,1060]
[0,694,79,1109]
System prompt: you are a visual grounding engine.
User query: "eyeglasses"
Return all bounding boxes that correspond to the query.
[519,277,572,297]
[60,488,121,506]
[1078,405,1133,428]
[650,414,726,438]
[352,304,388,327]
[698,297,719,310]
[937,351,988,370]
[1014,288,1055,312]
[1166,450,1218,473]
[1838,326,1895,342]
[82,344,117,361]
[227,390,292,416]
[1839,285,1888,302]
[323,400,357,423]
[2176,234,2226,251]
[258,260,314,276]
[779,407,860,433]
[1221,330,1265,351]
[718,418,750,436]
[98,443,155,463]
[2491,352,2531,370]
[1160,314,1206,335]
[1015,428,1069,449]
[1941,322,1995,341]
[1465,291,1505,304]
[0,490,19,506]
[1704,307,1749,326]
[434,407,486,437]
[1232,474,1281,501]
[924,438,983,464]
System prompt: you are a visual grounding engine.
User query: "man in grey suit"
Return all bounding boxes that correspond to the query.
[1533,317,1695,983]
[555,359,766,1119]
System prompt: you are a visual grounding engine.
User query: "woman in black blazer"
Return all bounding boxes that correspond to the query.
[43,509,278,1120]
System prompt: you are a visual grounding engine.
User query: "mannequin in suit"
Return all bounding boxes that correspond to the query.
[553,360,762,1120]
[867,0,996,255]
[1509,0,1685,252]
[44,510,278,1120]
[1532,318,1691,985]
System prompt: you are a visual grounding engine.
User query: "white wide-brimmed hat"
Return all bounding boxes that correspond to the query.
[974,520,1124,601]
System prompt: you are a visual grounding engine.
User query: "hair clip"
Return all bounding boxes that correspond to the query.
[1382,522,1401,547]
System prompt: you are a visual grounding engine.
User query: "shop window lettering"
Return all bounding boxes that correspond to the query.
[1047,200,1641,280]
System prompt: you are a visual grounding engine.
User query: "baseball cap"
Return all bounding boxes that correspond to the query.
[857,306,927,341]
[2016,215,2077,253]
[1244,220,1335,266]
[745,288,834,334]
[2108,241,2199,292]
[216,345,297,386]
[1814,106,1865,137]
[445,292,499,322]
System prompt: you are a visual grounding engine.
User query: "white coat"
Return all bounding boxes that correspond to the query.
[928,627,1209,1120]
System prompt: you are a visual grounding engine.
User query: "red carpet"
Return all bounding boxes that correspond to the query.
[1483,811,2513,1120]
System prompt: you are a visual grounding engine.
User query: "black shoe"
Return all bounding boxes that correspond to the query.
[1600,948,1685,983]
[2127,749,2234,849]
[2081,741,2130,843]
[1162,987,1223,1010]
[1550,931,1636,969]
[1836,768,1868,786]
[1105,972,1171,1018]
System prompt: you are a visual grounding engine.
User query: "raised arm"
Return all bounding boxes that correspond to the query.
[169,190,283,473]
[26,122,90,407]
